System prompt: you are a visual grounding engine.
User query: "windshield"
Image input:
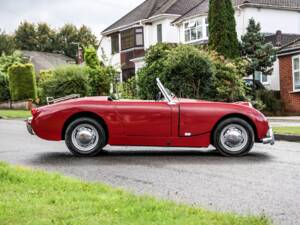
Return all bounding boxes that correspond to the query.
[156,78,177,103]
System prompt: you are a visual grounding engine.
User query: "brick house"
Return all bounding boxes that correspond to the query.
[277,39,300,113]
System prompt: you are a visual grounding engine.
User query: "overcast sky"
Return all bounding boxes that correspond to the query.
[0,0,144,37]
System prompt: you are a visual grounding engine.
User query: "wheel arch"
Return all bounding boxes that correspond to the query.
[61,111,109,143]
[210,113,258,145]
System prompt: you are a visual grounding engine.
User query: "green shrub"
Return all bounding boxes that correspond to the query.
[256,89,282,112]
[39,65,89,102]
[137,43,247,102]
[8,63,37,101]
[84,46,115,96]
[137,43,178,100]
[211,53,248,102]
[0,71,10,101]
[87,66,113,96]
[38,69,53,82]
[116,76,138,99]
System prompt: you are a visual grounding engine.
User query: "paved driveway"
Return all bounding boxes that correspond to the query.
[1,119,300,225]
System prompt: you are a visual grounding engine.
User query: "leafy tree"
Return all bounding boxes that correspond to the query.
[241,19,276,94]
[56,24,79,58]
[0,30,15,55]
[208,0,239,59]
[36,23,56,52]
[84,46,114,96]
[14,21,37,50]
[78,25,98,49]
[84,46,101,69]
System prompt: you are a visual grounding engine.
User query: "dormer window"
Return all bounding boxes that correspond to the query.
[184,17,208,43]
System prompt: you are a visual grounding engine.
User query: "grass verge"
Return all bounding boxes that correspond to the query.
[0,110,30,119]
[273,126,300,135]
[0,162,270,225]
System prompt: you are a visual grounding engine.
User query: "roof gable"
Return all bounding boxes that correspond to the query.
[102,0,300,34]
[102,0,200,34]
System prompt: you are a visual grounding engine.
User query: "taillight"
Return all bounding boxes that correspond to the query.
[31,108,38,117]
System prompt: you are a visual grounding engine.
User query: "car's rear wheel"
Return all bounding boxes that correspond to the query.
[65,117,106,156]
[213,118,255,156]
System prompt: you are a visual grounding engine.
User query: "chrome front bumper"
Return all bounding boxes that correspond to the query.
[262,128,275,145]
[26,117,34,135]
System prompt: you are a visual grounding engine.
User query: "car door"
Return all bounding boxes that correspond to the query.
[115,100,172,137]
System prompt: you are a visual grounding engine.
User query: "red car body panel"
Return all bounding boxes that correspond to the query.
[30,97,270,148]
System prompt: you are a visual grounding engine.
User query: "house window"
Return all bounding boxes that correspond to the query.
[255,71,269,85]
[184,17,208,43]
[111,34,119,54]
[292,55,300,91]
[157,24,162,43]
[121,27,144,50]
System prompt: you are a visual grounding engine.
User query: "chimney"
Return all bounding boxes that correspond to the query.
[275,30,282,47]
[77,47,84,64]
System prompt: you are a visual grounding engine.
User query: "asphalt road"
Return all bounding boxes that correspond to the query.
[1,119,300,225]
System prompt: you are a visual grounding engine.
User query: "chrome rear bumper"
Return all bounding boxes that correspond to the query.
[262,128,275,145]
[26,117,34,135]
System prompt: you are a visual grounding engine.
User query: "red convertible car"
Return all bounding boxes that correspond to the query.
[26,78,274,157]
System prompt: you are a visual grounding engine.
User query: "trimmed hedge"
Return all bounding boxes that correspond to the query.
[0,71,10,102]
[8,63,37,101]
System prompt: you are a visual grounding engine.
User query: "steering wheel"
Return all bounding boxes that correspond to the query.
[155,92,162,102]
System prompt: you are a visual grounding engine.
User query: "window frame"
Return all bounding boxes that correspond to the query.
[184,17,208,43]
[121,27,144,51]
[111,33,120,54]
[292,55,300,92]
[255,71,269,85]
[157,24,162,43]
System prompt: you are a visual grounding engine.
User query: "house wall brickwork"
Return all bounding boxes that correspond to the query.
[279,54,300,113]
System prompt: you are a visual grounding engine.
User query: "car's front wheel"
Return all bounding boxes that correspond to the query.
[65,117,106,156]
[213,118,255,156]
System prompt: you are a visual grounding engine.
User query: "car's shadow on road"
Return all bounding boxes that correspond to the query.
[30,148,273,166]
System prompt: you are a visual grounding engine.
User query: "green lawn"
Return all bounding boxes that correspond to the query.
[0,162,270,225]
[0,110,31,119]
[273,126,300,135]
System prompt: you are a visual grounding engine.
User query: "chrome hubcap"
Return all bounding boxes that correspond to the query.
[220,124,248,152]
[71,124,99,152]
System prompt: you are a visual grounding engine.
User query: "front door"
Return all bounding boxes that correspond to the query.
[115,101,172,137]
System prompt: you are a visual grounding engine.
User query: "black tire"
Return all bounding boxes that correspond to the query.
[213,118,255,157]
[65,117,107,156]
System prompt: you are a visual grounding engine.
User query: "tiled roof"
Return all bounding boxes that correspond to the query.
[175,0,300,22]
[102,0,300,33]
[278,38,300,54]
[234,0,300,8]
[21,51,75,74]
[265,33,300,47]
[102,0,202,33]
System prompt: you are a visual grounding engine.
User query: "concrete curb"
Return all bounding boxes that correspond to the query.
[275,134,300,142]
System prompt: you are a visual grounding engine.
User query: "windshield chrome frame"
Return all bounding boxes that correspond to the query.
[156,78,176,105]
